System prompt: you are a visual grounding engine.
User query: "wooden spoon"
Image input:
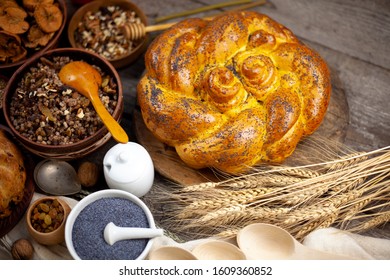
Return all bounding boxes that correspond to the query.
[192,240,246,260]
[237,223,353,260]
[59,61,128,143]
[148,246,198,260]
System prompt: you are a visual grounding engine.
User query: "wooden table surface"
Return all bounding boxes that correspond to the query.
[0,0,387,190]
[65,0,390,154]
[1,0,389,250]
[52,0,390,193]
[97,0,390,240]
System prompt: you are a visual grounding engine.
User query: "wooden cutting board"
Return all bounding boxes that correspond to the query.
[134,69,349,186]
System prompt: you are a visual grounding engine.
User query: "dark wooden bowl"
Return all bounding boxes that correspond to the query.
[0,74,8,110]
[2,48,124,160]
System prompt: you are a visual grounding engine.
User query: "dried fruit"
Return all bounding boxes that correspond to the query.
[24,24,54,48]
[0,30,27,63]
[11,239,34,260]
[22,0,54,12]
[39,202,49,212]
[30,198,64,233]
[77,161,99,187]
[0,1,20,14]
[38,103,56,122]
[34,3,63,33]
[0,0,64,65]
[0,6,29,34]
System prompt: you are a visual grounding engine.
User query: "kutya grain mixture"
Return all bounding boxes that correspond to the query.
[9,56,118,145]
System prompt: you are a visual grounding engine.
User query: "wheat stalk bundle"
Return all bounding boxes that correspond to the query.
[144,136,390,242]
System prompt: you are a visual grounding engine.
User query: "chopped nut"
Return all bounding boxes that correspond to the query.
[74,5,142,60]
[62,88,72,95]
[76,108,84,119]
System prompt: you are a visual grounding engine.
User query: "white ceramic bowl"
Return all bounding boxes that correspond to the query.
[65,189,157,260]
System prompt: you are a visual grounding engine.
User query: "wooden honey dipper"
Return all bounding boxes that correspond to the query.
[120,0,267,41]
[120,21,176,41]
[120,18,213,41]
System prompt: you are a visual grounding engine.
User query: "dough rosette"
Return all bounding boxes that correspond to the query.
[137,11,331,174]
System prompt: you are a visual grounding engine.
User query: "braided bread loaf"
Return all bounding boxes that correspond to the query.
[137,11,331,174]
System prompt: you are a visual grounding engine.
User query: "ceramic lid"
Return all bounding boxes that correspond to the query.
[103,142,149,183]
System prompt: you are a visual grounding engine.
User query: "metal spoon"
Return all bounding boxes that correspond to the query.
[34,159,81,195]
[58,61,128,144]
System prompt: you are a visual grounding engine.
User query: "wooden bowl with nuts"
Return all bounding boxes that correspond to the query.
[2,47,124,160]
[26,196,71,245]
[68,0,149,68]
[0,0,67,74]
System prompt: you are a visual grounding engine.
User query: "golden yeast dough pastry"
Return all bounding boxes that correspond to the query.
[137,11,331,174]
[0,130,26,218]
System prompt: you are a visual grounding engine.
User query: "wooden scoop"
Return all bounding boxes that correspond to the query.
[59,61,128,144]
[237,223,354,260]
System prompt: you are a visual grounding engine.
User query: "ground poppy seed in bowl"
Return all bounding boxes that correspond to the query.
[71,197,149,259]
